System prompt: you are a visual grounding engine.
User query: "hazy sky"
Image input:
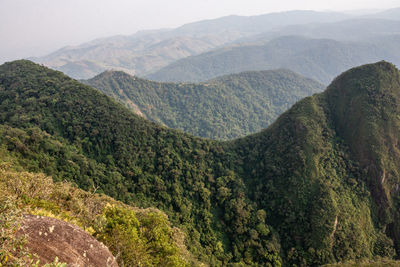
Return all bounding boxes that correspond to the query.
[0,0,399,63]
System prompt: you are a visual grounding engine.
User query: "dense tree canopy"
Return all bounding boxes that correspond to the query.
[1,60,400,266]
[85,69,323,139]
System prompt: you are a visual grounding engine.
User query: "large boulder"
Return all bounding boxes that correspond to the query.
[18,215,118,267]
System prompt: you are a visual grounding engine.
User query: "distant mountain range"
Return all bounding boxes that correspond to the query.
[85,69,324,139]
[171,10,351,36]
[31,32,243,79]
[29,8,399,80]
[3,3,400,267]
[148,35,400,84]
[238,18,400,43]
[367,7,400,20]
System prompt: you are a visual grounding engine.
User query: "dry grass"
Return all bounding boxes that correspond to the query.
[0,162,195,266]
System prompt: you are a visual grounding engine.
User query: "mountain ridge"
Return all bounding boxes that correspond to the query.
[30,9,354,79]
[229,61,400,264]
[29,7,400,80]
[148,35,400,84]
[85,68,324,139]
[1,60,400,265]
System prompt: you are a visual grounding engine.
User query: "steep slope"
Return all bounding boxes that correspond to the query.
[0,60,281,266]
[85,69,324,139]
[2,60,400,266]
[147,35,400,84]
[325,62,400,252]
[229,61,400,265]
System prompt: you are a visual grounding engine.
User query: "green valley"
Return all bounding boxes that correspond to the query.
[1,60,400,266]
[85,69,323,139]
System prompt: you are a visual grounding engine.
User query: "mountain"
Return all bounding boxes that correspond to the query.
[31,33,242,79]
[31,10,350,79]
[148,35,400,84]
[242,18,400,43]
[230,61,400,265]
[368,7,400,20]
[172,10,350,36]
[2,60,400,266]
[85,69,324,139]
[29,8,400,81]
[0,60,281,266]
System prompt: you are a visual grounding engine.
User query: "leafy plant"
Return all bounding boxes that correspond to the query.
[1,60,400,266]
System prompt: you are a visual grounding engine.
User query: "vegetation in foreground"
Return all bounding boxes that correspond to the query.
[1,60,400,266]
[0,159,192,266]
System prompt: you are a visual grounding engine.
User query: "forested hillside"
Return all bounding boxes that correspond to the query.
[1,60,400,266]
[229,61,400,265]
[85,69,323,139]
[0,162,192,266]
[0,60,281,266]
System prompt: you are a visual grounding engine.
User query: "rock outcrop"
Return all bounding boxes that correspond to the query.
[18,215,118,267]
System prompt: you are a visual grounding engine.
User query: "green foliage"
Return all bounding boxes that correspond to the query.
[227,61,400,265]
[0,60,282,265]
[41,257,68,267]
[2,60,400,266]
[95,205,188,267]
[0,198,31,266]
[323,258,400,267]
[0,163,191,266]
[85,69,323,139]
[0,191,67,266]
